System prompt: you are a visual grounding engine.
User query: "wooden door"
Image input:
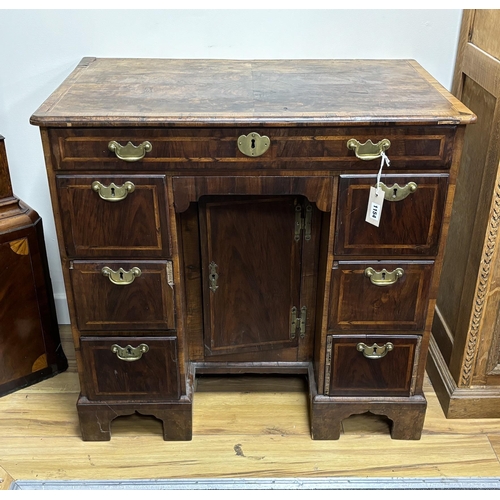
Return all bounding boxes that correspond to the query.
[199,196,308,361]
[433,9,500,390]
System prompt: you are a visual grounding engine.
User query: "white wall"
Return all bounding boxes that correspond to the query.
[0,9,463,323]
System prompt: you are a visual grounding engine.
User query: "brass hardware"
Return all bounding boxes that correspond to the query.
[377,181,417,201]
[92,181,135,202]
[347,138,391,161]
[304,205,312,241]
[294,205,303,242]
[364,267,404,287]
[209,261,219,293]
[237,132,270,157]
[102,266,141,285]
[290,306,297,340]
[111,343,149,362]
[294,203,312,242]
[324,336,333,395]
[166,261,175,288]
[108,140,152,162]
[299,306,307,339]
[357,342,394,359]
[290,306,307,339]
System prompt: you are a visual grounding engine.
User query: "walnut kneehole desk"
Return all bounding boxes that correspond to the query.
[30,58,475,441]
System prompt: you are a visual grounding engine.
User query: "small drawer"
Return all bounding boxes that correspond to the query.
[81,336,180,400]
[70,260,176,331]
[335,174,448,256]
[49,126,455,171]
[324,334,420,397]
[328,261,433,331]
[56,175,171,258]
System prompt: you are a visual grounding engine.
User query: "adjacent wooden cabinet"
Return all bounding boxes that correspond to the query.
[30,58,474,440]
[428,9,500,417]
[0,135,68,397]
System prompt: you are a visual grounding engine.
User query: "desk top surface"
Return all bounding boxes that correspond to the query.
[31,58,475,128]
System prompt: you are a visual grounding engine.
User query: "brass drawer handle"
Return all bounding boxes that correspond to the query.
[377,181,417,202]
[92,181,135,201]
[111,343,149,362]
[364,267,404,286]
[357,342,394,359]
[237,132,270,157]
[347,138,391,161]
[102,266,141,285]
[108,140,152,162]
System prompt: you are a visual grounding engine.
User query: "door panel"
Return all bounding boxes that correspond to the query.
[200,196,303,359]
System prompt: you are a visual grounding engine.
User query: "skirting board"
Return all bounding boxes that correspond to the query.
[10,477,500,490]
[427,335,500,418]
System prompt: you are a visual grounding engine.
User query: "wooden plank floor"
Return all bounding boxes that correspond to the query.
[1,327,500,486]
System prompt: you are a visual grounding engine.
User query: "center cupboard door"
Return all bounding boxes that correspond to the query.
[199,196,306,361]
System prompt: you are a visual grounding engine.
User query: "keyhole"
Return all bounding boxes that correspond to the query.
[127,346,132,354]
[251,139,256,149]
[393,188,398,198]
[382,272,386,280]
[111,187,115,197]
[119,271,124,280]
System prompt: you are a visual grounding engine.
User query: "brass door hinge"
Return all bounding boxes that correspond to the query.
[294,203,312,242]
[290,306,307,340]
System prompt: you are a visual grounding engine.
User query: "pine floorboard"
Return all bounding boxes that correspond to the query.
[1,327,500,486]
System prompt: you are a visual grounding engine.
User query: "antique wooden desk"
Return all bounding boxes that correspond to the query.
[30,58,474,440]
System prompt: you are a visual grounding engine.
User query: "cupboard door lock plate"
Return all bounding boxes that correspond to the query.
[208,261,219,292]
[294,204,312,242]
[290,306,307,339]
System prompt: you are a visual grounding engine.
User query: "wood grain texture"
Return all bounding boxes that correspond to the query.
[31,58,474,440]
[0,137,13,199]
[200,196,301,359]
[48,126,456,171]
[56,175,171,258]
[325,335,419,397]
[335,174,448,256]
[328,261,433,332]
[30,59,475,127]
[429,8,500,417]
[0,465,13,491]
[69,260,176,332]
[0,136,67,397]
[1,371,500,481]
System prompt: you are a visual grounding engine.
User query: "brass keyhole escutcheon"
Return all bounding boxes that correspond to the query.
[364,267,404,287]
[237,133,271,157]
[357,342,394,359]
[92,181,135,202]
[111,343,149,362]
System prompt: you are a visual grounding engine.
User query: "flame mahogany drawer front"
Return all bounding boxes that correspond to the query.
[48,126,456,171]
[324,335,420,397]
[70,260,176,332]
[328,261,434,332]
[81,336,180,400]
[335,174,449,256]
[56,175,171,258]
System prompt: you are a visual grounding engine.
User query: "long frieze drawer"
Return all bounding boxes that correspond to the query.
[48,126,456,170]
[335,174,448,256]
[57,175,171,258]
[324,334,420,397]
[81,336,180,401]
[328,261,433,331]
[70,261,176,331]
